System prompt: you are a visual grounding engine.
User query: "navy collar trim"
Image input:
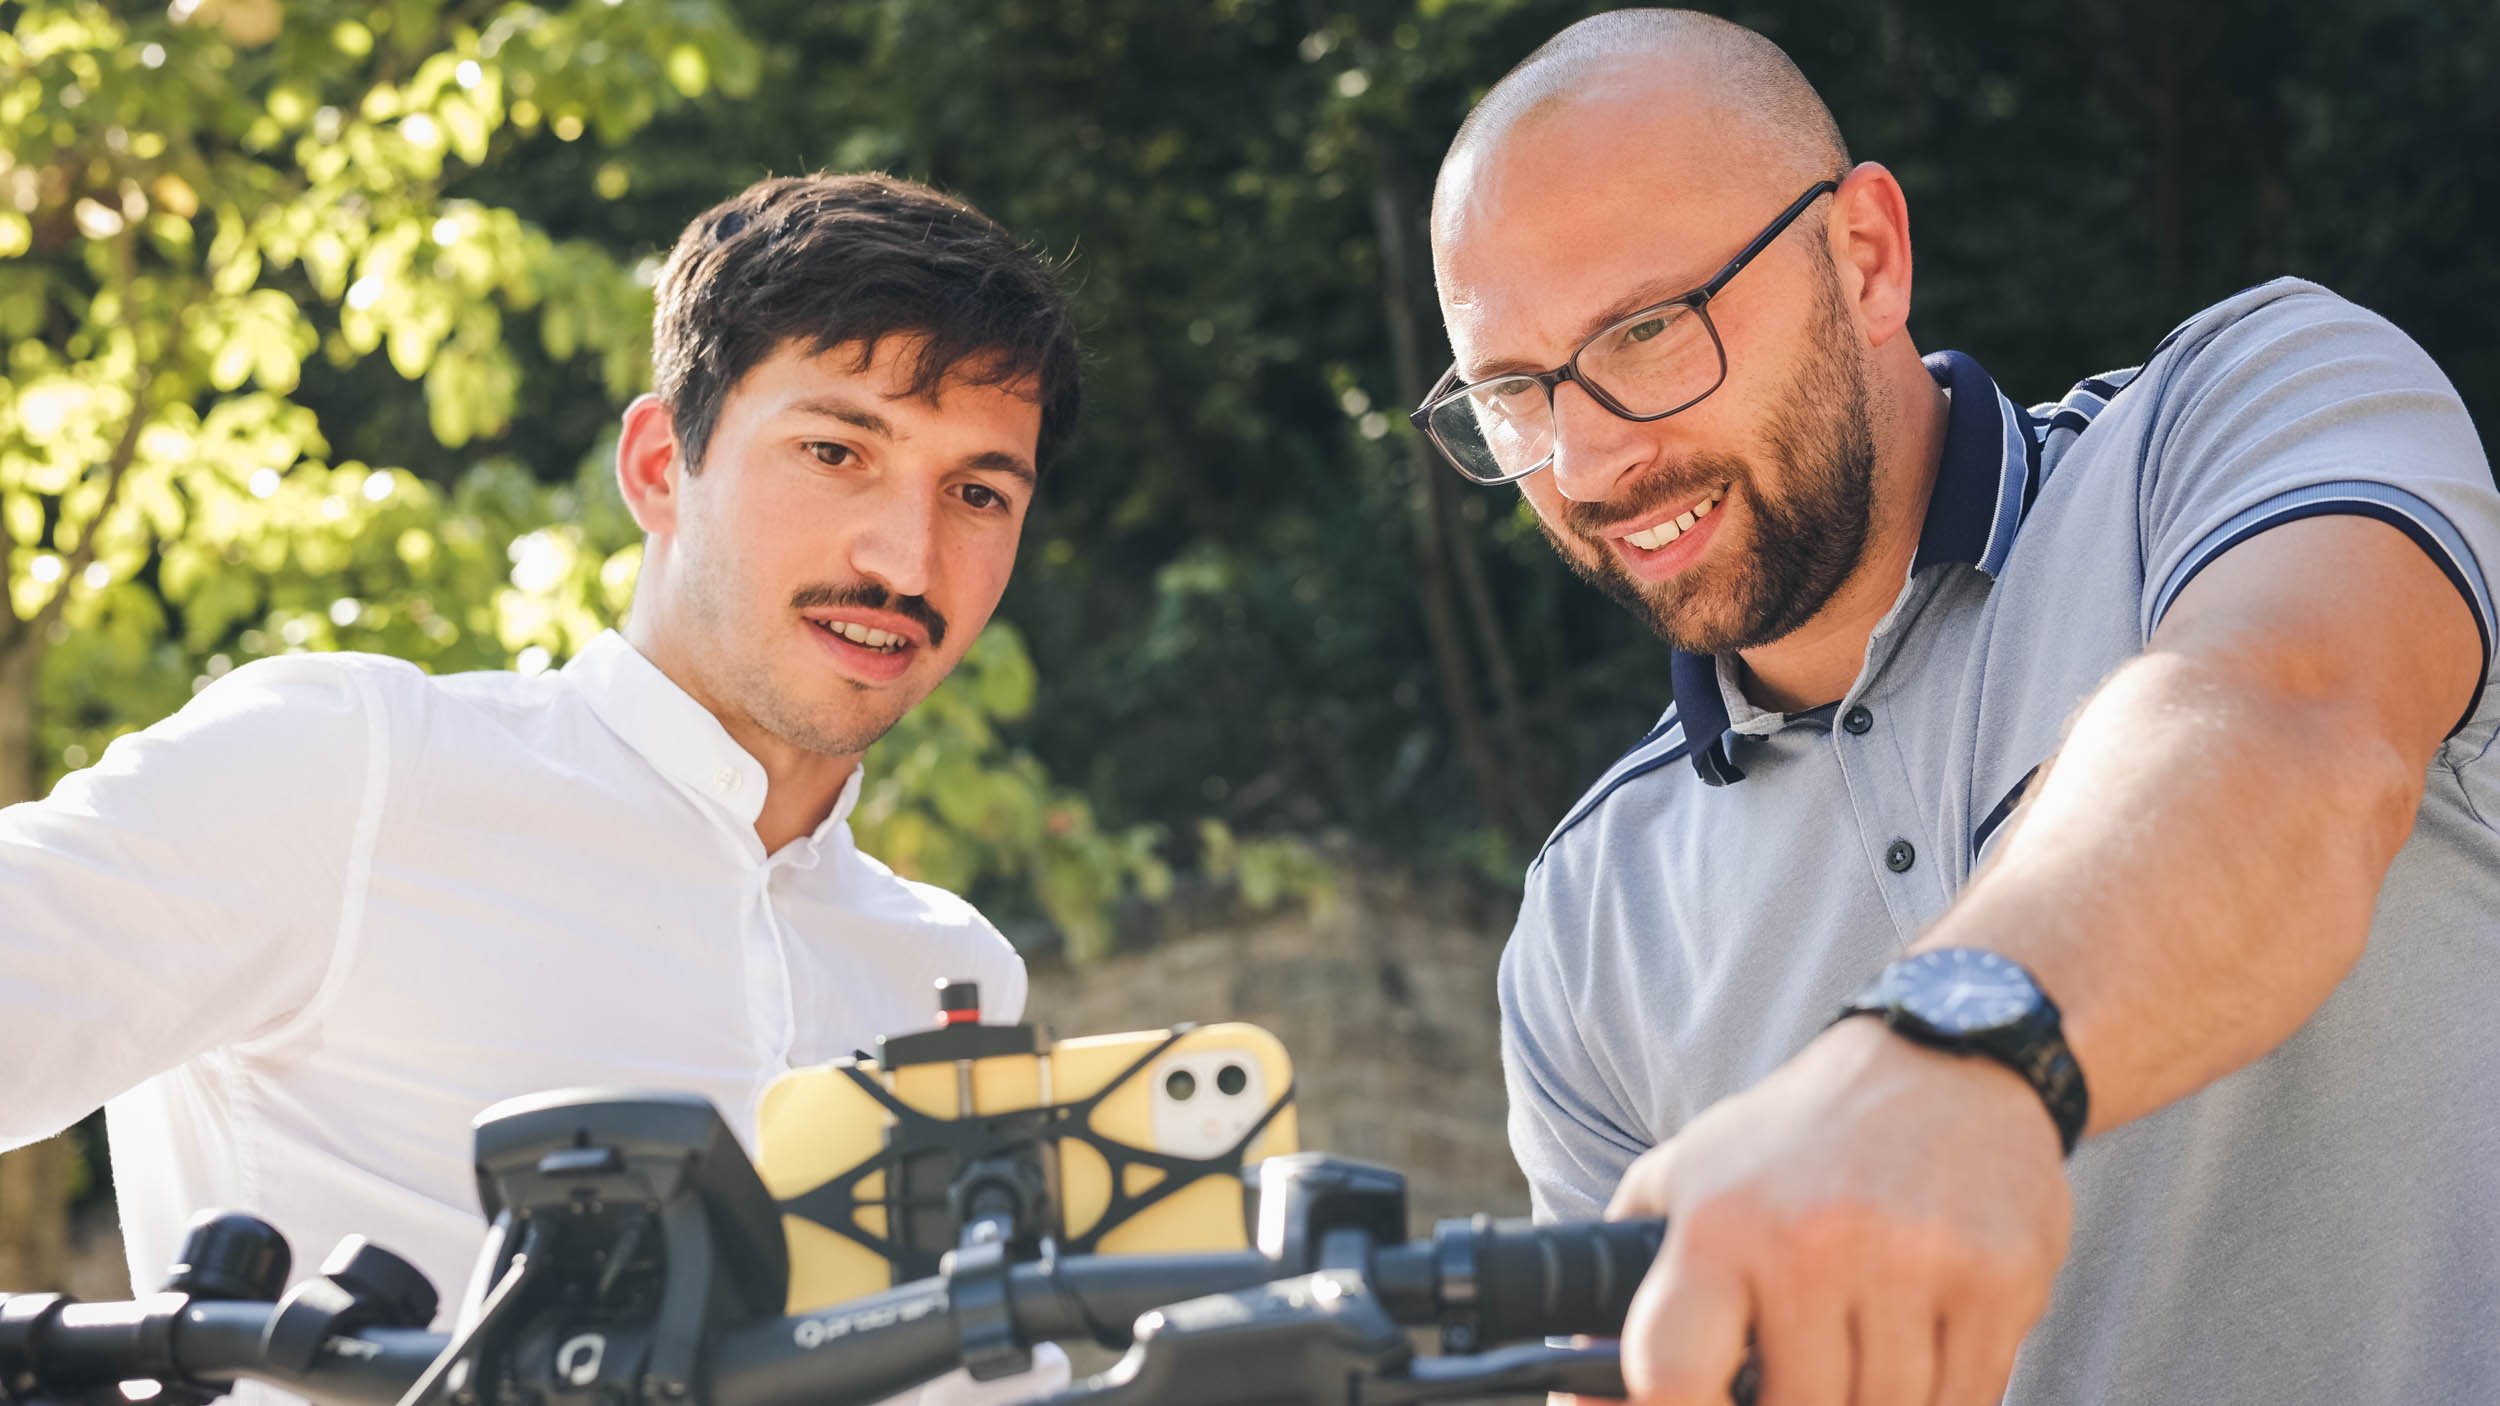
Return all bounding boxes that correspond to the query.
[1674,350,2035,786]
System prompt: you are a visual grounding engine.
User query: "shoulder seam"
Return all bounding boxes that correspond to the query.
[237,657,397,1052]
[1530,713,1693,872]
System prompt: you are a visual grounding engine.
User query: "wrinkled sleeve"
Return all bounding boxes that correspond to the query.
[0,655,385,1148]
[1498,872,1652,1225]
[2137,280,2500,730]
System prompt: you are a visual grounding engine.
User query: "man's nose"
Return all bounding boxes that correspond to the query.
[1544,380,1645,504]
[847,482,939,600]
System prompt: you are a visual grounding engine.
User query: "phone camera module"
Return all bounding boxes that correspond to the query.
[1164,1068,1198,1102]
[1215,1063,1248,1096]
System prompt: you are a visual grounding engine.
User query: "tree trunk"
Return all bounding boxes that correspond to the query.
[0,631,77,1293]
[1370,158,1545,846]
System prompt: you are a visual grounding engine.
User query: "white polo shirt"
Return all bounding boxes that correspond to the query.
[0,631,1028,1342]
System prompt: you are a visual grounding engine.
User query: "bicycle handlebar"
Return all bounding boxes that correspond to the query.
[0,1216,1667,1406]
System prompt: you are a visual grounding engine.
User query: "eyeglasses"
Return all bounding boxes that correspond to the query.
[1409,179,1840,486]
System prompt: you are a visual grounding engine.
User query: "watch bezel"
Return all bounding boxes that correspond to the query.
[1840,948,2090,1156]
[1881,947,2045,1039]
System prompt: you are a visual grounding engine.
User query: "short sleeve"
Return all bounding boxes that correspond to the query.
[0,653,393,1147]
[1498,877,1652,1225]
[2136,280,2499,726]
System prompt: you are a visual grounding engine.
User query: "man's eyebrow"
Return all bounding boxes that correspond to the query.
[965,450,1037,487]
[782,394,1034,485]
[1460,272,1711,382]
[784,395,897,436]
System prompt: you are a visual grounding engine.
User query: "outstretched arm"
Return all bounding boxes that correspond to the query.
[1604,511,2480,1406]
[0,655,381,1148]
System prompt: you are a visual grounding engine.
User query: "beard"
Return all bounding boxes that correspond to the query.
[675,558,946,762]
[1541,262,1878,656]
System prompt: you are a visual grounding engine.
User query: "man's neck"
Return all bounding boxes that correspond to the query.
[749,757,859,854]
[621,613,863,855]
[1735,365,1952,714]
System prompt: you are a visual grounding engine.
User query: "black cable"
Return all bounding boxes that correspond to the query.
[387,1223,546,1406]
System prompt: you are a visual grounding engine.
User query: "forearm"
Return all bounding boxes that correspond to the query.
[1925,643,2427,1134]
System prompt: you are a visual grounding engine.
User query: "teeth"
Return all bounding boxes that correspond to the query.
[1625,486,1726,552]
[818,620,906,651]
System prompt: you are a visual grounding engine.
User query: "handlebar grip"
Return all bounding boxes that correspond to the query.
[1467,1217,1663,1345]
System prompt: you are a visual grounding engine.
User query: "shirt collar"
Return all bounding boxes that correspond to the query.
[1673,350,2037,786]
[562,631,864,839]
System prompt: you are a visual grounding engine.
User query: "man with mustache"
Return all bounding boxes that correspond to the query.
[0,172,1071,1403]
[1421,10,2500,1406]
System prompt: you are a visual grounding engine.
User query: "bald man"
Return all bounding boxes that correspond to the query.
[1417,10,2500,1406]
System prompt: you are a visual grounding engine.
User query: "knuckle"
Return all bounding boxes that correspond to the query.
[1669,1189,1763,1263]
[1773,1199,1877,1269]
[1958,1239,2056,1326]
[1870,1214,1955,1288]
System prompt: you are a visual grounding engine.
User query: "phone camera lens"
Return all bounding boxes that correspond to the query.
[1164,1069,1197,1101]
[1216,1063,1248,1096]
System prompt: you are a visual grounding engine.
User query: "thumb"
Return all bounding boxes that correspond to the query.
[1606,1140,1683,1221]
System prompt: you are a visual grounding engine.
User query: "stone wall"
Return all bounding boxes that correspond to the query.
[1025,872,1529,1229]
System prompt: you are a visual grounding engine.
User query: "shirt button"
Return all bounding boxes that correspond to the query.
[715,766,742,793]
[1842,706,1874,735]
[1884,839,1916,873]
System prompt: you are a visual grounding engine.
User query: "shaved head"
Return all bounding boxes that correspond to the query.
[1437,10,1846,233]
[1422,11,1934,663]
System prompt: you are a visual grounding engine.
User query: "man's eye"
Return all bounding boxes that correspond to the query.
[805,441,855,467]
[1622,315,1672,345]
[960,483,1008,512]
[1484,377,1540,406]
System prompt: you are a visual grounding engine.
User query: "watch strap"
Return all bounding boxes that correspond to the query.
[1838,956,2090,1156]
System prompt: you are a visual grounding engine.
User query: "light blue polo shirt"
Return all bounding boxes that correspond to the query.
[1500,278,2500,1404]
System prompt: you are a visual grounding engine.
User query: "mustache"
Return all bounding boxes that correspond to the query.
[790,581,949,649]
[1560,456,1748,540]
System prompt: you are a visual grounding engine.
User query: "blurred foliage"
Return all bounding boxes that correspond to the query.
[452,0,2497,888]
[0,0,1186,956]
[8,0,2496,934]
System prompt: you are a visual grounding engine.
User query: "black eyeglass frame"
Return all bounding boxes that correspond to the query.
[1409,178,1842,486]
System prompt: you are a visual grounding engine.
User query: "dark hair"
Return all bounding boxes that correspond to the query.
[651,172,1081,475]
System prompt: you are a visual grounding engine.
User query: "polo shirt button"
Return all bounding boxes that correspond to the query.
[1884,839,1916,873]
[716,766,742,793]
[1842,706,1873,735]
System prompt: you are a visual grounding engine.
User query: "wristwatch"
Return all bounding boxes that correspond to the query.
[1837,948,2089,1155]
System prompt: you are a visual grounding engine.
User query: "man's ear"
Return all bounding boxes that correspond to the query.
[617,393,685,534]
[1828,161,1914,350]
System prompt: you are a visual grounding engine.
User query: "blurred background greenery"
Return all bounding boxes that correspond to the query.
[3,0,2494,1286]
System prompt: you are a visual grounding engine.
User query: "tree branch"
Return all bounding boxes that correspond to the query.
[29,231,153,638]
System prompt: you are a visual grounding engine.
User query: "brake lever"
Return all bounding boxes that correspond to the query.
[1365,1341,1758,1405]
[1366,1342,1627,1403]
[1021,1271,1410,1406]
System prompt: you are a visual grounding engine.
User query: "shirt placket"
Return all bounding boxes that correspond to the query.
[1828,641,1956,946]
[739,862,799,1076]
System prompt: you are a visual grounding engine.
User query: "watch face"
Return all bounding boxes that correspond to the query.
[1891,949,2040,1035]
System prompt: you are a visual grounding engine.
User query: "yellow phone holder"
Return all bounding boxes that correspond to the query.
[757,980,1297,1313]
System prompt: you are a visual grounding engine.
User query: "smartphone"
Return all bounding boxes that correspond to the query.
[756,1022,1298,1312]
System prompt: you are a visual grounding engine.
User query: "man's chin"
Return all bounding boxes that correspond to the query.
[750,693,917,762]
[1581,565,1738,655]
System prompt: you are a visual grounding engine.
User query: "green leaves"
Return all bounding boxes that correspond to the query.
[850,622,1171,960]
[2,0,1226,959]
[1,0,707,748]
